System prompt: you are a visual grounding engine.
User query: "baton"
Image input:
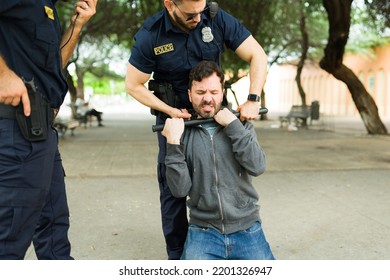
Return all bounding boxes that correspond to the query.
[152,107,268,132]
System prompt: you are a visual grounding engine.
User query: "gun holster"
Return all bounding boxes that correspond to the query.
[148,80,177,117]
[16,79,50,142]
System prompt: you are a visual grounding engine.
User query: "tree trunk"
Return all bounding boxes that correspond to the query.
[295,3,309,126]
[75,64,85,99]
[296,4,308,106]
[62,68,77,102]
[320,0,388,134]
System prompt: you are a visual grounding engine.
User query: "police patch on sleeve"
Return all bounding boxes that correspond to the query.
[154,43,174,55]
[201,27,214,43]
[44,6,55,20]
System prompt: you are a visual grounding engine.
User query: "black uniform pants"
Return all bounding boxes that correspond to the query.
[0,118,72,259]
[156,114,188,260]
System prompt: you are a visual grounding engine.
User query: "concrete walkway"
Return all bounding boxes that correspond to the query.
[25,100,390,260]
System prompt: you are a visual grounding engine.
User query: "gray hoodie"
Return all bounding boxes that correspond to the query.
[165,119,266,234]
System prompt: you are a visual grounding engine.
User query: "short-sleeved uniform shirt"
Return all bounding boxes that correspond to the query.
[0,0,67,108]
[129,5,251,109]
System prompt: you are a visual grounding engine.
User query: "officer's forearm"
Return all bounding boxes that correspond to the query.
[0,55,9,75]
[125,69,174,116]
[236,36,268,97]
[60,25,82,68]
[248,48,267,96]
[61,1,97,67]
[129,85,174,115]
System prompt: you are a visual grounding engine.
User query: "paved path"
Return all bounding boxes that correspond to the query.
[26,101,390,260]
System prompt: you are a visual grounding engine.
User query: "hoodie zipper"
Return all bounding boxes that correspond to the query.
[210,132,225,234]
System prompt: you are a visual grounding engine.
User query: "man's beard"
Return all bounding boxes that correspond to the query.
[172,11,197,32]
[195,100,221,119]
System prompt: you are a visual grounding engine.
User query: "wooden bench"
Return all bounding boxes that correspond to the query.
[68,103,89,127]
[279,105,312,128]
[69,103,99,127]
[280,101,320,128]
[53,118,79,137]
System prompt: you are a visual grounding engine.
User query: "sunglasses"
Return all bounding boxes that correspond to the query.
[172,1,209,21]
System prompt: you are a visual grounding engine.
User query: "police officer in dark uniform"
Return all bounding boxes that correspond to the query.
[0,0,97,259]
[125,0,268,260]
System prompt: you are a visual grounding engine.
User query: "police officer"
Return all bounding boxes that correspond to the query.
[125,0,268,260]
[0,0,97,259]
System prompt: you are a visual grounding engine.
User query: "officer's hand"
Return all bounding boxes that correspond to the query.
[0,71,30,116]
[168,108,192,120]
[73,0,98,26]
[162,118,184,145]
[214,108,237,127]
[237,100,259,121]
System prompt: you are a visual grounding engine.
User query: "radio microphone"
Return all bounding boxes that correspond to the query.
[209,2,219,19]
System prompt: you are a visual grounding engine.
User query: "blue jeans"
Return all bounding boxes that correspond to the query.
[181,222,275,260]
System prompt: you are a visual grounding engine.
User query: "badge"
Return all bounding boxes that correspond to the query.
[201,27,214,43]
[44,6,55,20]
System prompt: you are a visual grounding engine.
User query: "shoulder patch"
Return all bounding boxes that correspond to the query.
[154,43,174,55]
[44,6,55,20]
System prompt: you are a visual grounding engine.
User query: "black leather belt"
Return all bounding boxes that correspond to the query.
[0,103,17,119]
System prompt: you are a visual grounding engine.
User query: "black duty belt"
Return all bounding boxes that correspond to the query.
[0,103,58,123]
[0,103,17,119]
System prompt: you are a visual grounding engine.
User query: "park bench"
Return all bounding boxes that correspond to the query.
[69,102,99,127]
[53,99,102,137]
[279,101,320,128]
[69,103,90,127]
[53,117,79,137]
[52,103,85,138]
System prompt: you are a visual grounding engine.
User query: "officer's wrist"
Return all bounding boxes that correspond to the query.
[247,93,260,102]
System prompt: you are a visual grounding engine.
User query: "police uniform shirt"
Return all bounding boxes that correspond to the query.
[129,5,251,109]
[0,0,67,108]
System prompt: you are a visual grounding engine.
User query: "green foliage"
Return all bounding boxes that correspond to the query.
[84,72,125,95]
[55,0,390,95]
[219,0,328,77]
[346,0,390,55]
[364,0,390,29]
[217,0,274,77]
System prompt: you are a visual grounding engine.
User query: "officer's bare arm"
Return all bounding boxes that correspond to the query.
[235,35,267,97]
[234,35,267,120]
[125,63,191,119]
[60,0,98,67]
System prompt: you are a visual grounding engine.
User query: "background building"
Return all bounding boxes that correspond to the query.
[261,43,390,119]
